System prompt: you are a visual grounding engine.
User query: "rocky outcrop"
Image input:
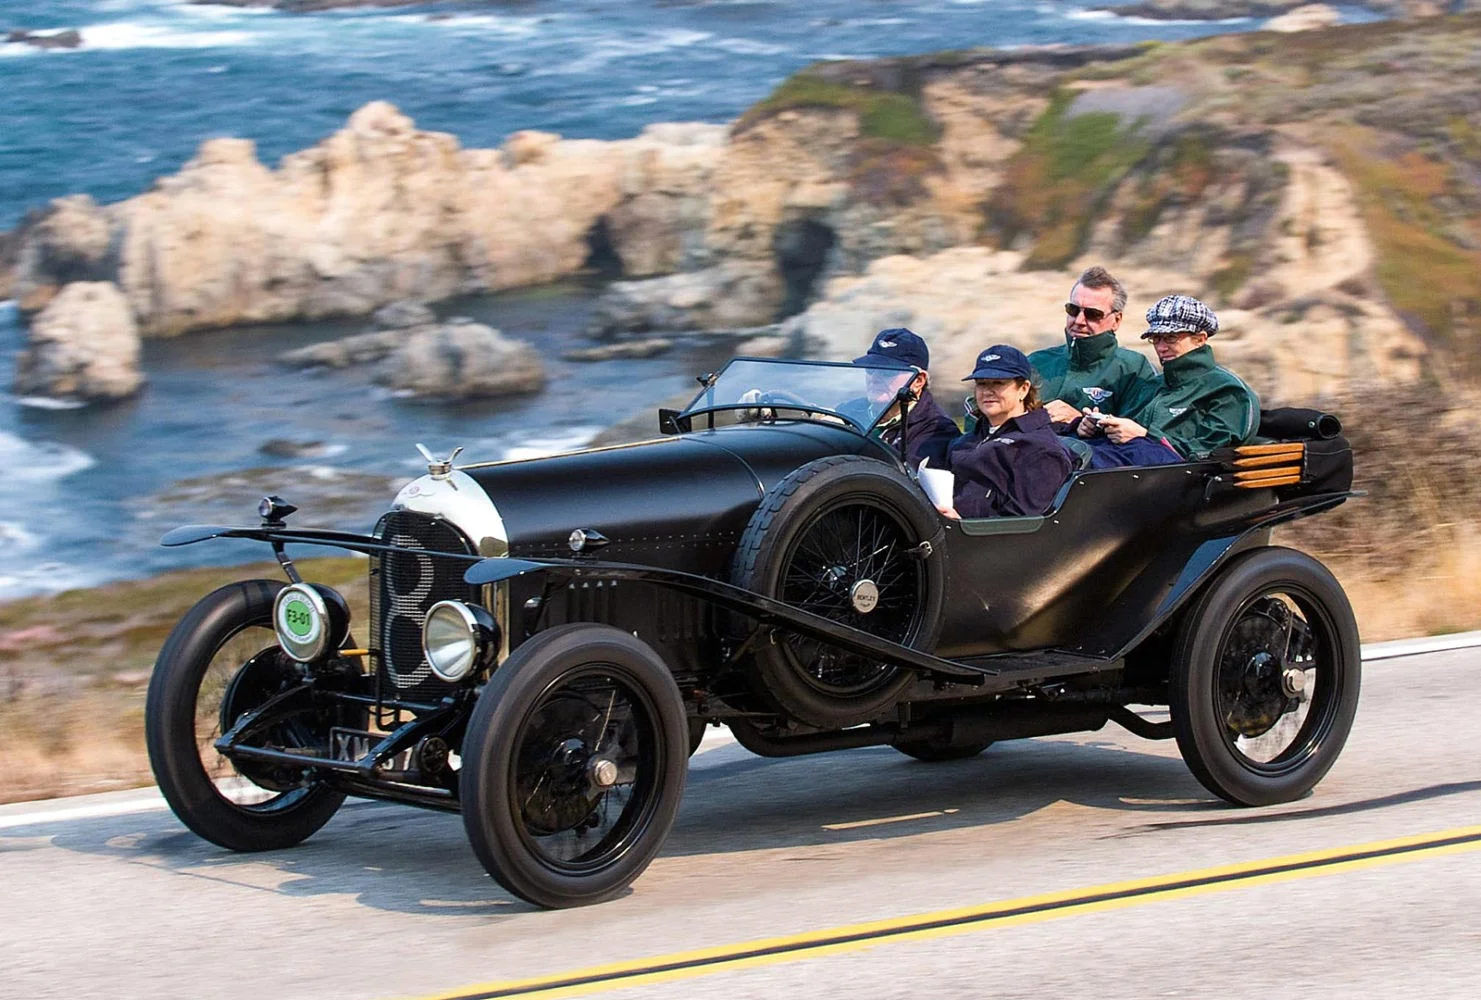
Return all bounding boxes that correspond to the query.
[12,282,143,402]
[562,338,673,362]
[1266,4,1342,30]
[1098,0,1458,18]
[10,195,117,313]
[281,318,545,399]
[4,29,81,50]
[589,262,784,334]
[369,299,435,330]
[13,103,725,336]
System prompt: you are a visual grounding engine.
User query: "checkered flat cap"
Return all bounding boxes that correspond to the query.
[1142,294,1219,338]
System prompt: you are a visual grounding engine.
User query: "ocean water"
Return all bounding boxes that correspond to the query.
[0,0,1369,598]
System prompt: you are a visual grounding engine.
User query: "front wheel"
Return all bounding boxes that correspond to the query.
[145,580,349,852]
[460,624,688,908]
[1170,547,1361,806]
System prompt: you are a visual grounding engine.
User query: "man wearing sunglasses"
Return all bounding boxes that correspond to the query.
[1079,294,1259,467]
[1029,266,1159,427]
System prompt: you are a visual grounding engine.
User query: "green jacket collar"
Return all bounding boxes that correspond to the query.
[1066,330,1120,369]
[1161,344,1217,390]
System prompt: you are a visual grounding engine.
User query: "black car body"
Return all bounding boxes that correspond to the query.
[147,357,1361,908]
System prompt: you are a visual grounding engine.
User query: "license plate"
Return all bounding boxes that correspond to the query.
[330,727,377,763]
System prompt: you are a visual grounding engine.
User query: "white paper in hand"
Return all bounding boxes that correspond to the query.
[917,459,955,508]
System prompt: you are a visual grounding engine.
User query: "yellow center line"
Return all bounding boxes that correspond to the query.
[405,824,1481,1000]
[822,808,960,831]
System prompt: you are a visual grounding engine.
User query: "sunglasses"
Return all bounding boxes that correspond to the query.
[1064,302,1115,323]
[1145,331,1195,344]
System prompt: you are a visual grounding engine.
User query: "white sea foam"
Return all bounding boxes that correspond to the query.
[385,13,547,38]
[501,427,603,463]
[0,431,95,482]
[0,562,111,603]
[80,22,258,50]
[1064,8,1252,25]
[11,395,88,411]
[0,522,39,552]
[709,37,790,57]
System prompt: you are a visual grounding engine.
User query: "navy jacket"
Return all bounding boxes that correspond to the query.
[878,388,960,470]
[945,407,1073,518]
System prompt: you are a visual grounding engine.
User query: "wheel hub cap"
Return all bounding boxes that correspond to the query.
[849,579,880,614]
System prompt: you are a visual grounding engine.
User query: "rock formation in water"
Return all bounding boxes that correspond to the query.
[10,103,724,337]
[281,315,545,399]
[12,282,143,401]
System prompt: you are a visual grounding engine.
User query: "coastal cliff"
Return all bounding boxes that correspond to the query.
[7,14,1480,401]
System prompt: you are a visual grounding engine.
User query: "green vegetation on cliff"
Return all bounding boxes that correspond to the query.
[985,90,1151,269]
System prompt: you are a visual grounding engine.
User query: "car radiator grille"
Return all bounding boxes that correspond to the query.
[369,510,481,701]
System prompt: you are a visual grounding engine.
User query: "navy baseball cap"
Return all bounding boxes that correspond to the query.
[963,344,1033,381]
[853,327,928,370]
[1142,294,1219,338]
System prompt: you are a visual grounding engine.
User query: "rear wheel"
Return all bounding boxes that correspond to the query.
[145,580,350,852]
[460,624,688,908]
[1170,547,1360,806]
[731,456,944,728]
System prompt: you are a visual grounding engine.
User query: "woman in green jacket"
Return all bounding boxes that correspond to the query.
[1078,294,1259,468]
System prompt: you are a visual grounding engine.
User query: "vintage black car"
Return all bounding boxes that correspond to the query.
[146,356,1360,908]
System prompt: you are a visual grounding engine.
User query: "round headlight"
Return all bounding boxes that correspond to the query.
[273,583,349,663]
[422,600,499,683]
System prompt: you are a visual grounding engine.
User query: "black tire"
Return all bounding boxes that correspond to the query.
[894,735,994,763]
[731,456,944,728]
[145,580,348,852]
[460,624,688,908]
[1169,547,1361,806]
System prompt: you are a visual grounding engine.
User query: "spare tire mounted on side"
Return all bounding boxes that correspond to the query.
[730,455,945,728]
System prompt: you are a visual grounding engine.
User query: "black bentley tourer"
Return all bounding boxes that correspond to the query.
[147,356,1359,908]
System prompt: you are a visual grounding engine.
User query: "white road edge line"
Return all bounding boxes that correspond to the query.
[2,632,1475,829]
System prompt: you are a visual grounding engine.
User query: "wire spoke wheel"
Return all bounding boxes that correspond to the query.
[511,671,662,874]
[194,626,318,809]
[461,624,688,908]
[778,500,923,695]
[732,456,944,729]
[1215,592,1327,771]
[1170,548,1360,806]
[146,580,349,852]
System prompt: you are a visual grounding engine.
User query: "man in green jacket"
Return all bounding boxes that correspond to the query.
[1081,294,1259,467]
[1030,265,1160,425]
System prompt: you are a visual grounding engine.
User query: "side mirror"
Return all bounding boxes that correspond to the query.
[659,408,692,435]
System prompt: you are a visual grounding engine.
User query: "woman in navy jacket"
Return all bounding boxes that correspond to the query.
[940,345,1074,519]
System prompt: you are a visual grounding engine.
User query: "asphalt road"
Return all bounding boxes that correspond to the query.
[3,644,1479,1000]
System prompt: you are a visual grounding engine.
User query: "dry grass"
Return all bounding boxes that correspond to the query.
[1278,383,1481,641]
[0,556,367,804]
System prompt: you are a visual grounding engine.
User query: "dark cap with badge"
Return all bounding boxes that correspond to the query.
[963,344,1033,381]
[1142,294,1219,339]
[854,327,929,370]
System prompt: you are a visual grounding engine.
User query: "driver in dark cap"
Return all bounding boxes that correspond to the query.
[940,345,1073,519]
[853,327,959,470]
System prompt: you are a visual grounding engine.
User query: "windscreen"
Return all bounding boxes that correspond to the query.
[680,358,918,432]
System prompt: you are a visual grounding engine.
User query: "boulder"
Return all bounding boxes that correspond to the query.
[589,262,784,335]
[13,282,143,402]
[4,29,82,50]
[381,321,545,399]
[370,299,435,330]
[562,338,674,362]
[279,329,403,368]
[11,195,117,313]
[1265,4,1341,31]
